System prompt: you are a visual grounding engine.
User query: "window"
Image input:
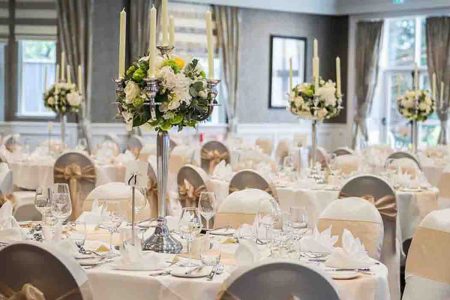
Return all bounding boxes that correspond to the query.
[169,3,225,125]
[17,39,56,117]
[374,16,438,148]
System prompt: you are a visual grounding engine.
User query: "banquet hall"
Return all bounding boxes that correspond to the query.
[0,0,449,299]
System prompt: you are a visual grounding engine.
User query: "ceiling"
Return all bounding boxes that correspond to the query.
[178,0,450,15]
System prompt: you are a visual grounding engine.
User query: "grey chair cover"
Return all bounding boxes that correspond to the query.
[218,260,339,300]
[2,134,20,153]
[54,152,96,220]
[333,147,354,157]
[305,146,329,168]
[340,175,400,300]
[229,169,277,200]
[386,151,422,170]
[200,141,230,174]
[127,135,145,158]
[177,165,208,208]
[0,242,92,299]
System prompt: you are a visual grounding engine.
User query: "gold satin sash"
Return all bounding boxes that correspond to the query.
[318,218,383,259]
[0,282,45,300]
[147,178,158,218]
[406,226,450,284]
[339,193,397,220]
[214,212,256,229]
[201,149,229,174]
[54,163,96,220]
[178,179,207,207]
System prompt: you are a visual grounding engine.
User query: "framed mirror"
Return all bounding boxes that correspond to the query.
[269,35,307,109]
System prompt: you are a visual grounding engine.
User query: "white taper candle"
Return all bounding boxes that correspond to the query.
[118,8,126,78]
[161,0,168,45]
[78,65,83,93]
[336,57,341,97]
[206,10,214,79]
[169,16,175,48]
[148,6,157,78]
[61,51,65,81]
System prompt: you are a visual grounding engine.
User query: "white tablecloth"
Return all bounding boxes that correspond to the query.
[9,161,126,190]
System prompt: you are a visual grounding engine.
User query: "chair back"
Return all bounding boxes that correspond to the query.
[177,165,208,208]
[275,139,290,165]
[403,209,450,300]
[105,133,122,151]
[318,197,384,259]
[0,242,92,299]
[127,135,144,158]
[229,169,277,199]
[215,189,277,229]
[54,152,96,220]
[306,146,329,168]
[82,182,150,222]
[2,134,20,153]
[218,260,339,300]
[332,147,353,156]
[255,138,273,155]
[170,145,195,176]
[0,163,12,197]
[386,151,422,170]
[339,175,400,300]
[200,141,230,174]
[332,154,361,176]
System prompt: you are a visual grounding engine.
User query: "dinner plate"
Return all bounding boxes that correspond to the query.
[209,228,235,236]
[110,262,166,271]
[170,266,211,278]
[328,271,360,280]
[78,257,105,267]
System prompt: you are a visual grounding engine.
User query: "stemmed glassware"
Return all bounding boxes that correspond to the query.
[34,186,51,221]
[178,207,202,267]
[99,201,124,258]
[287,206,309,233]
[198,192,216,231]
[51,183,72,224]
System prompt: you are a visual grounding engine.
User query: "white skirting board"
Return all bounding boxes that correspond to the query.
[0,121,349,151]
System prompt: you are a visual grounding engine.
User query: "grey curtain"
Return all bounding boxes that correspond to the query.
[426,17,450,145]
[352,21,384,149]
[213,6,240,133]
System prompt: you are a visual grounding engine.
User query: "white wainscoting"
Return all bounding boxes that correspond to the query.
[0,121,349,152]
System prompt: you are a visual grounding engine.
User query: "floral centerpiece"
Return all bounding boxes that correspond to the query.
[397,89,434,122]
[44,82,82,114]
[117,55,212,132]
[289,79,342,121]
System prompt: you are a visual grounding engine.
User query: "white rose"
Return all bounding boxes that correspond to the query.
[122,111,133,131]
[419,102,428,111]
[124,81,141,104]
[425,96,432,105]
[294,96,304,107]
[402,98,414,109]
[47,97,55,105]
[316,108,328,119]
[67,92,82,107]
[198,90,208,99]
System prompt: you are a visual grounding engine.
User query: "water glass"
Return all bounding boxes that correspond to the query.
[70,222,87,249]
[178,207,202,267]
[201,244,221,267]
[51,183,72,223]
[288,206,309,236]
[34,187,51,220]
[198,192,216,231]
[102,211,123,258]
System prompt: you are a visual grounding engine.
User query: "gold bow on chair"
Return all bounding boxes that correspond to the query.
[0,282,45,300]
[201,149,229,173]
[178,179,207,207]
[147,178,158,218]
[339,193,397,220]
[54,163,96,219]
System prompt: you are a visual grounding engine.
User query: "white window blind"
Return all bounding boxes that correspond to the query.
[15,0,57,38]
[0,0,9,39]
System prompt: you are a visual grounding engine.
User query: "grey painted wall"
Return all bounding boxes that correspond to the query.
[89,0,123,123]
[88,3,348,124]
[238,8,348,124]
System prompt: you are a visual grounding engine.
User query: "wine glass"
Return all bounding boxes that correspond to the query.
[77,138,88,151]
[288,206,309,236]
[34,187,51,221]
[51,183,72,224]
[198,192,216,231]
[178,207,202,267]
[99,201,124,258]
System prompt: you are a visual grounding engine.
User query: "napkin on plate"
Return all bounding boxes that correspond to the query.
[234,239,261,266]
[300,226,338,254]
[0,201,23,241]
[51,239,80,257]
[325,229,372,269]
[114,150,135,165]
[118,243,166,269]
[212,160,233,181]
[77,199,107,226]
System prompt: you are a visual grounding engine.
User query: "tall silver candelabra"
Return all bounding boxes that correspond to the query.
[115,46,220,253]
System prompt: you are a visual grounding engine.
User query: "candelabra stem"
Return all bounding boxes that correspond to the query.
[411,120,419,153]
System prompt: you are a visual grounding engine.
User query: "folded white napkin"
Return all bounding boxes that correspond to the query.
[119,243,165,268]
[212,160,233,181]
[52,239,80,257]
[0,201,23,241]
[234,239,261,266]
[77,199,108,225]
[300,226,338,254]
[114,150,135,165]
[325,229,372,269]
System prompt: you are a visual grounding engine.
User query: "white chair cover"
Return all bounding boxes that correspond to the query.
[200,141,230,174]
[127,135,144,158]
[255,138,273,155]
[229,169,277,199]
[2,134,20,153]
[54,152,97,220]
[169,145,195,176]
[218,260,339,300]
[0,242,92,299]
[403,209,450,300]
[333,154,361,175]
[214,189,277,229]
[340,175,400,300]
[386,151,422,170]
[82,182,150,222]
[177,165,209,208]
[318,197,384,259]
[275,139,290,165]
